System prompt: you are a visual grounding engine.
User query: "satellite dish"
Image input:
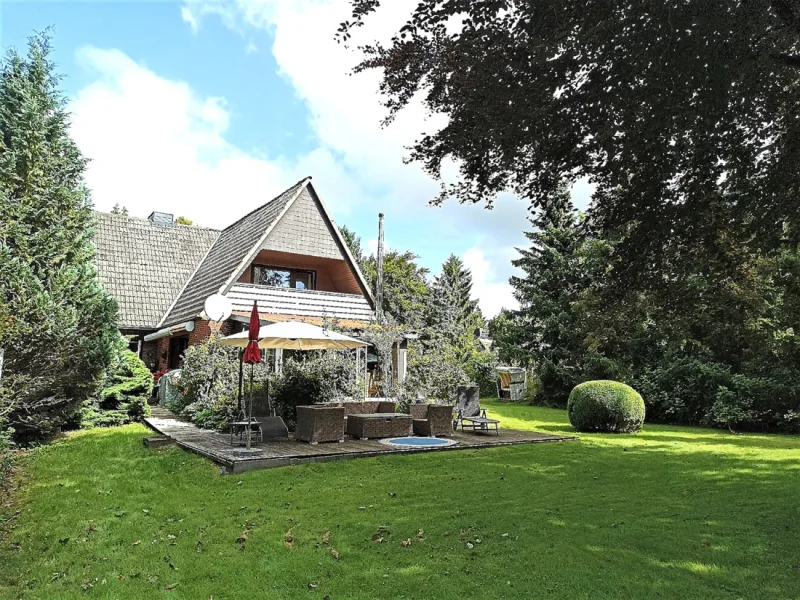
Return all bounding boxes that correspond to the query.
[203,294,232,323]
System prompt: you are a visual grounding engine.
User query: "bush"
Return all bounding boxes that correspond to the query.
[634,357,730,425]
[173,336,255,422]
[568,380,645,433]
[271,352,359,429]
[80,347,153,428]
[465,350,499,397]
[405,339,472,402]
[0,421,13,487]
[534,350,623,407]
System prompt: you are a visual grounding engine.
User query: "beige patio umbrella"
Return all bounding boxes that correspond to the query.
[219,320,368,351]
[220,320,371,421]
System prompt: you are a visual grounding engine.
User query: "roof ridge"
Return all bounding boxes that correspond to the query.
[219,176,311,233]
[93,210,221,233]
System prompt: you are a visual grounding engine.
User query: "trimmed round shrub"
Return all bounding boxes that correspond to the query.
[568,380,645,433]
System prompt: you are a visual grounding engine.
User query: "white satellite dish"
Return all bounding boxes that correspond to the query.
[203,294,232,323]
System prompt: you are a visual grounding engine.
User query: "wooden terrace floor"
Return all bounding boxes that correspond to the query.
[145,407,576,473]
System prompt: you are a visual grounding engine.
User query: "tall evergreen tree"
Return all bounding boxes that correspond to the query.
[508,188,618,402]
[338,224,365,268]
[425,254,483,358]
[0,33,119,441]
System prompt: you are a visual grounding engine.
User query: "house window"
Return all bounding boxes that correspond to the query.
[252,265,316,290]
[168,336,189,370]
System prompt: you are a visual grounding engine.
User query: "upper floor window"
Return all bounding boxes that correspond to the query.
[252,265,316,290]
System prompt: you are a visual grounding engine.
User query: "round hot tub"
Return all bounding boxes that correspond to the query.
[378,437,458,448]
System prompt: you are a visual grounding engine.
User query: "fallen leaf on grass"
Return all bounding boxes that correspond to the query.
[164,583,178,590]
[322,530,330,544]
[331,548,341,560]
[400,538,412,547]
[284,528,294,549]
[132,540,141,546]
[416,529,425,541]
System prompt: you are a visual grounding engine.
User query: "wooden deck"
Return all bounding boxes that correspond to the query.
[145,407,576,473]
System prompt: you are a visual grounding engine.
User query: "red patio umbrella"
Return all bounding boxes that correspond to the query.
[242,302,261,365]
[242,302,260,449]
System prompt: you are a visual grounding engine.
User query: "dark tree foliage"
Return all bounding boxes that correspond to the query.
[0,34,119,441]
[339,1,800,285]
[500,191,800,432]
[362,249,430,327]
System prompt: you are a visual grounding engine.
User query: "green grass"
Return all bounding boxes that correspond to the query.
[2,399,799,599]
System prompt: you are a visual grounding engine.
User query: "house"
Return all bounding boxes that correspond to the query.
[92,177,389,376]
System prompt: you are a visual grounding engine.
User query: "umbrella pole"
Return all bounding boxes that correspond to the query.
[237,349,244,415]
[246,364,254,450]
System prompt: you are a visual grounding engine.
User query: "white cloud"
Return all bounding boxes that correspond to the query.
[178,0,528,311]
[462,247,519,317]
[69,0,551,314]
[69,45,369,225]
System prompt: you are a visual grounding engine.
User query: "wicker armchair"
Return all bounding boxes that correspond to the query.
[411,404,455,437]
[295,406,345,444]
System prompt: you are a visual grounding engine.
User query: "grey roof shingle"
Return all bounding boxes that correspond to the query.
[93,213,219,330]
[161,179,307,326]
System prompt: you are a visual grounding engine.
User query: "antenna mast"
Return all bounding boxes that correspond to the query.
[376,212,385,324]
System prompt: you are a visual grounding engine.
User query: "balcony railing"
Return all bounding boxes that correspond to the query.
[226,283,374,322]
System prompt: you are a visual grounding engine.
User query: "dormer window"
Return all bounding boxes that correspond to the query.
[252,265,316,290]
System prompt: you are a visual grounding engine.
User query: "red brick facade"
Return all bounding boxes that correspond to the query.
[141,319,233,374]
[189,318,232,345]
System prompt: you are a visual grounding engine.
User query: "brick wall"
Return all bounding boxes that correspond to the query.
[189,318,232,346]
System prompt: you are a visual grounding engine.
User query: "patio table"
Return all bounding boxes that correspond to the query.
[346,413,412,440]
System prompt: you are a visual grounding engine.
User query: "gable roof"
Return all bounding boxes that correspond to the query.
[93,212,220,330]
[161,177,375,327]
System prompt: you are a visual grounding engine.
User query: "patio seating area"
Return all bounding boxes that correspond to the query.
[145,406,575,473]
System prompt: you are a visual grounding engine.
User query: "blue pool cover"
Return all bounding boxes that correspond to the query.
[379,437,458,448]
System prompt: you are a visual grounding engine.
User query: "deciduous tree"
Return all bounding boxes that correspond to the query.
[340,0,800,286]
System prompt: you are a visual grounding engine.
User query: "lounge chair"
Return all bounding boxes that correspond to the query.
[456,408,500,435]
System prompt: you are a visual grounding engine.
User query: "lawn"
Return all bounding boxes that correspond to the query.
[2,400,799,599]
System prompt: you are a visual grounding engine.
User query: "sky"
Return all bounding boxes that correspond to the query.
[1,0,592,317]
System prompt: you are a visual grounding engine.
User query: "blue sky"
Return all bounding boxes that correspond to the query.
[2,1,592,316]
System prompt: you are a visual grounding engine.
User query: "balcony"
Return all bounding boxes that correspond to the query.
[225,283,374,324]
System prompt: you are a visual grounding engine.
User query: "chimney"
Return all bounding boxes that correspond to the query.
[147,211,174,226]
[376,212,385,325]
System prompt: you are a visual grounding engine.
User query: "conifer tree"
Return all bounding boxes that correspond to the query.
[0,33,119,441]
[425,254,483,358]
